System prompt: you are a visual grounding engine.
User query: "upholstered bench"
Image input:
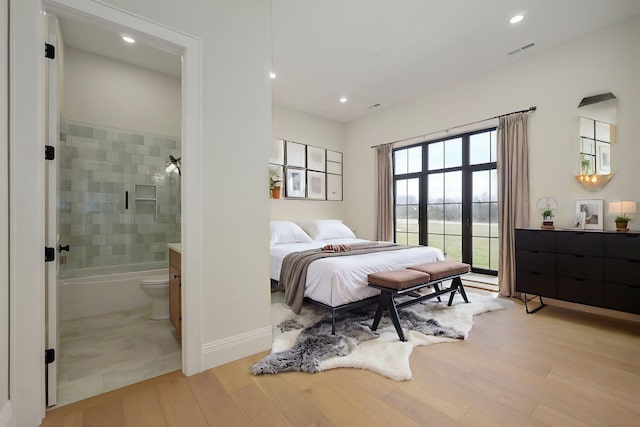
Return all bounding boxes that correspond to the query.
[368,261,471,341]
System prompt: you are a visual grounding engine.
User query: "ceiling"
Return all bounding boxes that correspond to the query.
[59,0,640,123]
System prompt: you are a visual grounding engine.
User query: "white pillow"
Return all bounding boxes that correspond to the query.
[303,220,356,240]
[270,221,313,245]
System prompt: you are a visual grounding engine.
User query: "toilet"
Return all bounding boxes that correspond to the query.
[139,275,170,320]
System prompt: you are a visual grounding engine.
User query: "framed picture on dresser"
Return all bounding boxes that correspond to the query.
[575,199,603,230]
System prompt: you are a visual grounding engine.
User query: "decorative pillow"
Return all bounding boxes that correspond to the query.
[270,221,313,245]
[303,220,356,240]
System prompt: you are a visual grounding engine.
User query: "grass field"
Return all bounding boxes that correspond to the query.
[395,220,499,270]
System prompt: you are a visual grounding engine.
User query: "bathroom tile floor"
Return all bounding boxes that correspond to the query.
[55,305,181,407]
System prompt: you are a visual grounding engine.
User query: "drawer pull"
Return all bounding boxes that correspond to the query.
[574,254,585,258]
[627,259,640,263]
[173,274,181,278]
[573,278,585,282]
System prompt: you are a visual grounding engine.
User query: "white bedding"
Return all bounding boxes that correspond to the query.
[270,238,445,307]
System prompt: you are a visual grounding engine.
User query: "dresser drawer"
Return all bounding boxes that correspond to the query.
[556,231,602,256]
[557,277,603,306]
[516,250,555,275]
[604,282,640,314]
[603,258,640,285]
[557,254,603,280]
[603,233,640,260]
[515,229,555,252]
[515,270,556,297]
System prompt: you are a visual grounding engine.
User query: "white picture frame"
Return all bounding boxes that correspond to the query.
[269,139,284,165]
[327,174,343,201]
[575,199,603,230]
[327,150,342,163]
[307,146,326,172]
[307,171,326,200]
[596,141,611,174]
[327,161,342,175]
[286,141,306,168]
[285,167,306,198]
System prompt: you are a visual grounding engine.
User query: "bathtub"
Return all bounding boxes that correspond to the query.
[60,268,169,321]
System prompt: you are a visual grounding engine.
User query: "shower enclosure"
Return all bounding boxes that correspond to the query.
[58,119,181,279]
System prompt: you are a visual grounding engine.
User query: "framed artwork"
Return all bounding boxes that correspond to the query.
[327,150,342,163]
[327,161,342,175]
[285,167,306,198]
[596,142,611,174]
[286,141,306,168]
[327,174,343,201]
[307,171,326,200]
[575,199,603,230]
[269,139,284,165]
[307,146,326,172]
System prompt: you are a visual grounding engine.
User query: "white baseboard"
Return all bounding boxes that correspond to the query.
[0,401,13,427]
[201,326,272,370]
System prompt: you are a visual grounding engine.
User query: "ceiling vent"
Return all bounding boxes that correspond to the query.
[508,42,536,56]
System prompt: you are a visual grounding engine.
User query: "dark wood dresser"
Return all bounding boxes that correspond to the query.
[515,228,640,314]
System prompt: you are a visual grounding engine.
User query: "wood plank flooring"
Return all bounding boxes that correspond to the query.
[42,293,640,426]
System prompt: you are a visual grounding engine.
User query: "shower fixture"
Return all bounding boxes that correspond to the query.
[166,154,182,176]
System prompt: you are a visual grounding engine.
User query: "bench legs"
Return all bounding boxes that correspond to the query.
[371,276,470,342]
[371,292,406,342]
[446,277,469,306]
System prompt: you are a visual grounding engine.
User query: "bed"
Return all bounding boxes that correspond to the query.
[270,220,445,322]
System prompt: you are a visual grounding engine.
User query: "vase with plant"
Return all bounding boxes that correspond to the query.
[614,215,631,232]
[580,155,591,176]
[270,176,282,199]
[541,209,554,230]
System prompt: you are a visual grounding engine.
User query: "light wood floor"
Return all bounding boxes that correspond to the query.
[42,293,640,426]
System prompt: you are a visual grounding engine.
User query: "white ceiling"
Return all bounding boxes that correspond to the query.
[58,0,640,123]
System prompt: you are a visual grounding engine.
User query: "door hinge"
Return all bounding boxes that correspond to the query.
[45,349,55,364]
[45,247,55,262]
[45,43,55,59]
[45,145,55,160]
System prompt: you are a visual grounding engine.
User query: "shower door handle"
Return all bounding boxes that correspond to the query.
[125,191,129,210]
[58,244,70,253]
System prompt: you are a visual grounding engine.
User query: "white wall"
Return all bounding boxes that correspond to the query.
[10,0,272,425]
[63,47,181,137]
[0,0,10,424]
[272,104,346,223]
[345,15,640,239]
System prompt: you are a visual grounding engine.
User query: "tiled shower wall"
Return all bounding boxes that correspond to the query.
[59,120,181,278]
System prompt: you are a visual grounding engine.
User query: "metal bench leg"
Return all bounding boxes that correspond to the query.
[385,294,406,342]
[447,277,469,306]
[371,295,386,331]
[433,283,442,302]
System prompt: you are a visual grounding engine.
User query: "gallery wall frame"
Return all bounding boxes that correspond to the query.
[270,139,343,201]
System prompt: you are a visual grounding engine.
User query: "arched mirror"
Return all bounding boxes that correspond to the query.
[576,92,617,190]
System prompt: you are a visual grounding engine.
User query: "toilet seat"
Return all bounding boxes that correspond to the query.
[140,276,169,286]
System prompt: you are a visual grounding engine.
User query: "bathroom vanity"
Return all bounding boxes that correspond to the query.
[168,243,182,335]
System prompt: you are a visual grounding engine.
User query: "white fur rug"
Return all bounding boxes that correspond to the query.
[269,291,513,381]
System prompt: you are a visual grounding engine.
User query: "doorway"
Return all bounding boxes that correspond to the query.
[44,6,184,408]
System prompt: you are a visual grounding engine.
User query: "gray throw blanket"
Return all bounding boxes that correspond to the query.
[280,242,410,313]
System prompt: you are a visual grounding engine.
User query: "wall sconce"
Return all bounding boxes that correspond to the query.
[608,200,636,232]
[575,173,613,191]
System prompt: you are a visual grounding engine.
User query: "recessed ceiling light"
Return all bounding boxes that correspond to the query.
[122,35,136,44]
[270,72,276,79]
[339,97,348,103]
[510,14,524,24]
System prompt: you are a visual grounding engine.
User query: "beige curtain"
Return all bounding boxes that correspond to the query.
[376,144,394,241]
[497,113,529,297]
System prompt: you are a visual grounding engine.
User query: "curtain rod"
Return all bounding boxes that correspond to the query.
[370,106,537,149]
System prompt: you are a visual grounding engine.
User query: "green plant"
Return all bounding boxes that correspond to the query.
[580,155,591,173]
[615,216,631,222]
[542,209,554,220]
[269,176,281,189]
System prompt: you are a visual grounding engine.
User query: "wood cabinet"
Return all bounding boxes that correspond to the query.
[169,249,182,334]
[515,229,640,315]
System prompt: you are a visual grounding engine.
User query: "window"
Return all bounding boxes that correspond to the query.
[393,128,499,275]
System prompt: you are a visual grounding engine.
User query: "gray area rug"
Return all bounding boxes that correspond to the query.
[251,291,513,380]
